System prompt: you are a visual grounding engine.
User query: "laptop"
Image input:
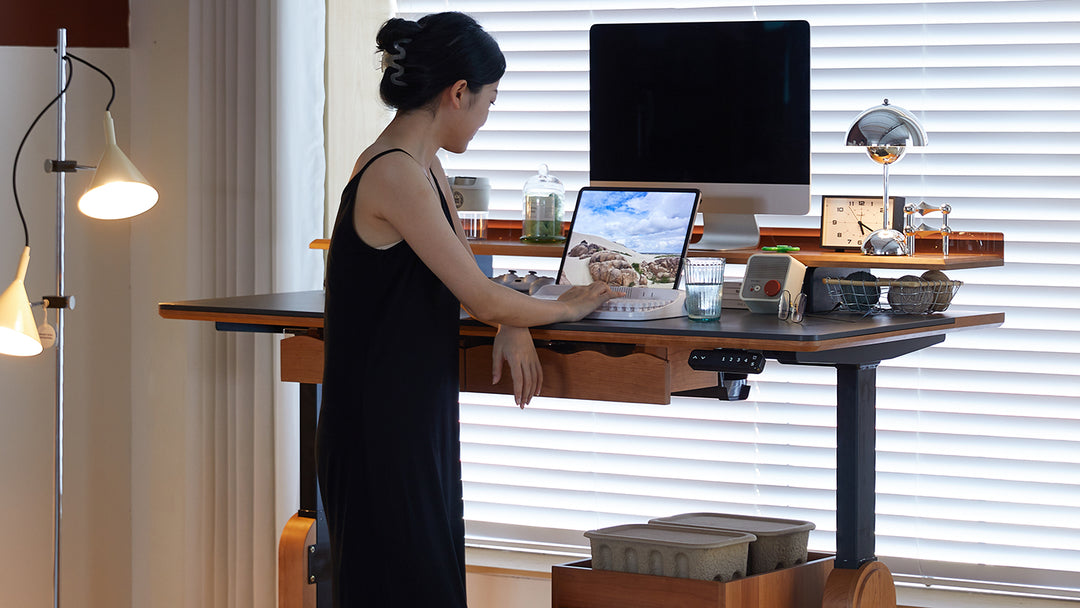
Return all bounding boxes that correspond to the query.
[532,186,701,320]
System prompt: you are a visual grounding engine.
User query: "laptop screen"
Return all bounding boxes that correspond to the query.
[556,187,701,288]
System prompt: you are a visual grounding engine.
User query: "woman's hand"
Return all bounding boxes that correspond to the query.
[557,282,621,321]
[492,325,543,408]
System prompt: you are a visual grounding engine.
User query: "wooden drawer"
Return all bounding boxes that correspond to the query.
[551,554,834,608]
[281,334,719,404]
[460,339,716,405]
[281,334,324,384]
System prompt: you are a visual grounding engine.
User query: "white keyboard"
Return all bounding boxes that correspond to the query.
[531,284,687,321]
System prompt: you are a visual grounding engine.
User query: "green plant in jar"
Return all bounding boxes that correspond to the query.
[521,164,566,243]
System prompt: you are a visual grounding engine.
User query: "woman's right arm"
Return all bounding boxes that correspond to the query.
[357,155,616,327]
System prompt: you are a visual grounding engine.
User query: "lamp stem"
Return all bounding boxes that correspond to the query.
[53,27,67,608]
[881,163,890,231]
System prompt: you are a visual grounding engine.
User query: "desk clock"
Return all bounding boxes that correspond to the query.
[821,195,904,250]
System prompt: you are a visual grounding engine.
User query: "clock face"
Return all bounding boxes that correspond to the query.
[820,196,904,250]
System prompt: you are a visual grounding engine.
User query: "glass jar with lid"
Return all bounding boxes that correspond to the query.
[521,164,566,243]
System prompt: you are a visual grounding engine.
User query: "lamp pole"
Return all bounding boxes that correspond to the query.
[53,27,67,608]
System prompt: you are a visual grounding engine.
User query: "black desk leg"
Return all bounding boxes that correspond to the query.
[835,362,879,570]
[299,383,331,607]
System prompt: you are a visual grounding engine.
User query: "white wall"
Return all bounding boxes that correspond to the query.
[0,45,133,607]
[0,2,195,606]
[128,0,195,606]
[467,570,551,608]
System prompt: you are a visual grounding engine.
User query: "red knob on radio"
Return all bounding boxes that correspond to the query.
[764,280,782,297]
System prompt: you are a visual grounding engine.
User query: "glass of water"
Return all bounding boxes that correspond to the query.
[683,257,725,321]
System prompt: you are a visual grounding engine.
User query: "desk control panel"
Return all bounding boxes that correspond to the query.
[688,349,766,374]
[686,349,766,401]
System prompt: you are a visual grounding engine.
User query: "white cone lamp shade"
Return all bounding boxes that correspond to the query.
[77,111,159,220]
[0,247,43,357]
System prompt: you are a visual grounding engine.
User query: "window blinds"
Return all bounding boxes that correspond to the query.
[391,0,1080,597]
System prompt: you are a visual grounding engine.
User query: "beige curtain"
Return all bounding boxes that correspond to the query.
[128,0,322,603]
[186,0,277,605]
[131,0,325,606]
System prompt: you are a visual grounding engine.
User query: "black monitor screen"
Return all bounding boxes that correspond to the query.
[589,20,810,188]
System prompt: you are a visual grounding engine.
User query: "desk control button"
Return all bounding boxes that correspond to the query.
[764,280,783,297]
[688,349,766,374]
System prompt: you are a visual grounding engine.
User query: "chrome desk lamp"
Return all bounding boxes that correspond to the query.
[845,99,928,255]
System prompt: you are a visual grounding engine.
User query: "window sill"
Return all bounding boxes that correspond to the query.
[465,545,585,580]
[464,546,1080,608]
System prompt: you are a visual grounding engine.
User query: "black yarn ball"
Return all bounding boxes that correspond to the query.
[844,271,880,311]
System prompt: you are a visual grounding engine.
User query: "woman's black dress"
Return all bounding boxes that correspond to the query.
[317,149,466,607]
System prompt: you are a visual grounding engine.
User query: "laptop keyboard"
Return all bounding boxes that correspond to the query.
[532,284,687,321]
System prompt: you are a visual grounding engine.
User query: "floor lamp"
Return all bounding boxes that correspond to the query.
[0,28,158,607]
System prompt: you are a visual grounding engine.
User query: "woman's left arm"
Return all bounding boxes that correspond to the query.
[434,159,542,407]
[492,324,543,408]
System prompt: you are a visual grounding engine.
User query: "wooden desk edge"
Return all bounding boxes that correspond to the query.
[943,310,1004,331]
[158,306,325,329]
[310,228,1004,271]
[460,312,1003,353]
[158,301,1001,353]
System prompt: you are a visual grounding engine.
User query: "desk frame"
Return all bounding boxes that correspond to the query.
[159,291,1002,608]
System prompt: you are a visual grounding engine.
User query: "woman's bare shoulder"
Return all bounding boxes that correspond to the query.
[350,145,413,179]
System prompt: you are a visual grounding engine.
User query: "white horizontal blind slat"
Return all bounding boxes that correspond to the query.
[384,0,1080,596]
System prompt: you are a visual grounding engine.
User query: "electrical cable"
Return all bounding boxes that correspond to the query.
[11,55,73,248]
[66,51,115,111]
[9,51,115,249]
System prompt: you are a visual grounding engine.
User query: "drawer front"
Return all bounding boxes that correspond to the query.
[462,342,672,405]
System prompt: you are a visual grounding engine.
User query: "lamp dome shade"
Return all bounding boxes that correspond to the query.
[845,100,928,148]
[77,111,159,220]
[0,247,43,357]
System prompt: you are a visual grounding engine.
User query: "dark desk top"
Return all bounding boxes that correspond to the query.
[159,290,1003,354]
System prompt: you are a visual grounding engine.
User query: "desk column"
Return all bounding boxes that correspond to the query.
[825,361,898,608]
[280,335,331,608]
[835,363,878,569]
[781,335,944,608]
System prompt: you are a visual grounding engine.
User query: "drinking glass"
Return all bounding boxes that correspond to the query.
[683,258,725,321]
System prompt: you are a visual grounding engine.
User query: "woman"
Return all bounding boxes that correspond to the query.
[316,12,616,607]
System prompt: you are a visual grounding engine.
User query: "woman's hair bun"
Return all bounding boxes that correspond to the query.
[375,12,505,112]
[375,18,422,54]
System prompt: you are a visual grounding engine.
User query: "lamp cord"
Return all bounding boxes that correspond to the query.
[11,56,73,249]
[66,52,116,111]
[10,51,115,250]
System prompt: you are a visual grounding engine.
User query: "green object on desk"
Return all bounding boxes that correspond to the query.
[762,245,801,252]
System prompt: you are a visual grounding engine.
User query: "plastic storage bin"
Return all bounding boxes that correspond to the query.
[584,523,756,582]
[649,513,815,575]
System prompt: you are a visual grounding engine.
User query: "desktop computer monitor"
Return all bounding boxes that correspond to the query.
[589,20,811,250]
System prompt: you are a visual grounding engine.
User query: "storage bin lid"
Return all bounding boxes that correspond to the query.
[585,523,755,549]
[648,513,815,537]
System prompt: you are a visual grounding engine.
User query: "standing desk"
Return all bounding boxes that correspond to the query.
[159,289,1003,608]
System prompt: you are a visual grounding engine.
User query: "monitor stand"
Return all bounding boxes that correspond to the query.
[691,213,761,251]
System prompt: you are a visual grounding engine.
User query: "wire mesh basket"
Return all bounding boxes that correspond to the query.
[822,277,962,314]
